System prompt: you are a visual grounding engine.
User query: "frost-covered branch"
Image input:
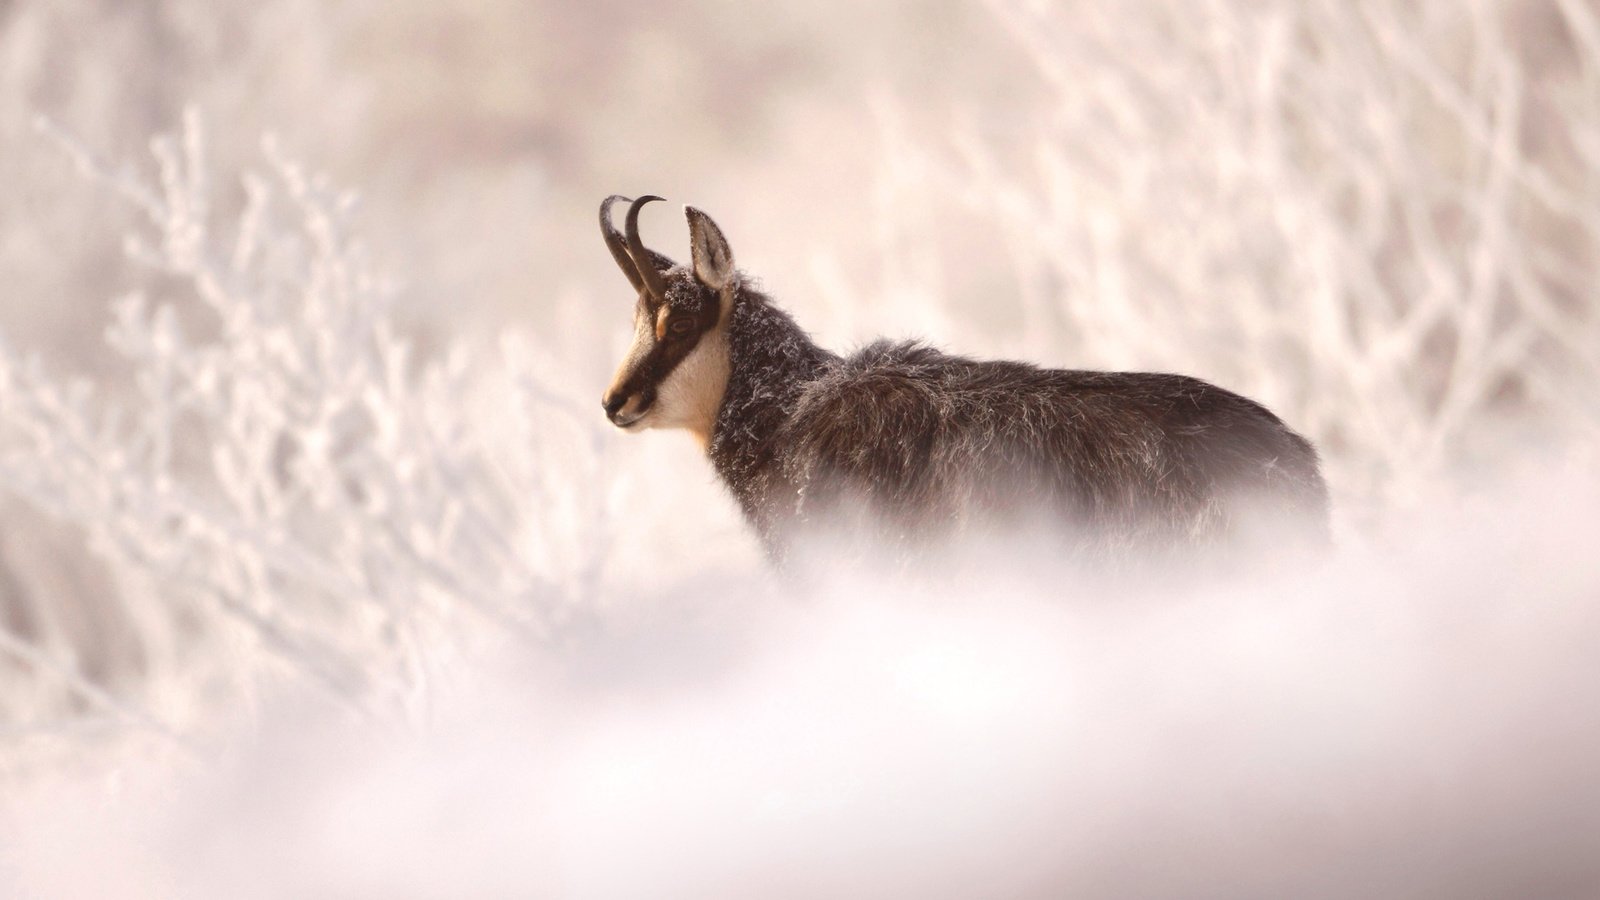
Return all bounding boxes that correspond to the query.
[0,114,617,737]
[863,0,1600,520]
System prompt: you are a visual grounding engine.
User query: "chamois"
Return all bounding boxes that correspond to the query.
[599,195,1329,567]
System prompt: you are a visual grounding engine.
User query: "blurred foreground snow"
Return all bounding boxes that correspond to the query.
[4,461,1599,898]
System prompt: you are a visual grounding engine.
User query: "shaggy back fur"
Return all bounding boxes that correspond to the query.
[600,196,1329,568]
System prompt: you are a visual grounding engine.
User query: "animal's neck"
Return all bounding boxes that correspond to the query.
[708,286,835,518]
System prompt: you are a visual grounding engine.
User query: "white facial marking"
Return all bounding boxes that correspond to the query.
[606,299,731,445]
[653,326,730,446]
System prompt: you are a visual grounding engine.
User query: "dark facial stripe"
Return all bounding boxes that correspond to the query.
[616,299,719,401]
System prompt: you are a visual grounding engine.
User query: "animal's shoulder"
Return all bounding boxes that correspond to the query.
[793,340,966,419]
[832,339,956,377]
[774,341,956,464]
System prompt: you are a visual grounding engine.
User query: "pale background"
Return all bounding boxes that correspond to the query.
[2,1,1599,894]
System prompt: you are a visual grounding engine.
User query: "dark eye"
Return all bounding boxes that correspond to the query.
[668,317,695,337]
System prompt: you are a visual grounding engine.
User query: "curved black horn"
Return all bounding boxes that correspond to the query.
[600,194,645,293]
[626,195,670,301]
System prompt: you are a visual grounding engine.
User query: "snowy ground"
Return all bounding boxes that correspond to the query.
[5,463,1599,898]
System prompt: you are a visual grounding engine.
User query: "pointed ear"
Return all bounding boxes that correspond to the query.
[685,206,735,292]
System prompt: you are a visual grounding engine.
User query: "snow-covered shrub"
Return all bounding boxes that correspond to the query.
[0,113,625,744]
[862,0,1600,522]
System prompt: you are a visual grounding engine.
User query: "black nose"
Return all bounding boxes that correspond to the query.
[602,393,626,418]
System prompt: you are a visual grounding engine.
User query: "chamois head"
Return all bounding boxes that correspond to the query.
[600,195,737,443]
